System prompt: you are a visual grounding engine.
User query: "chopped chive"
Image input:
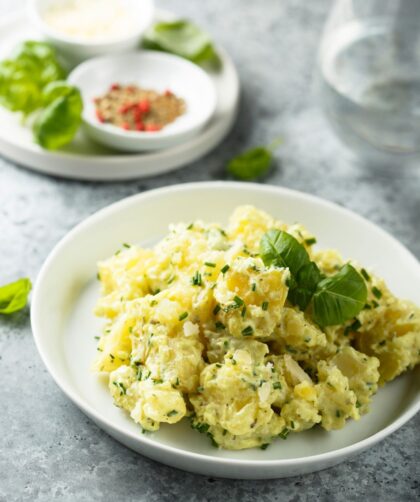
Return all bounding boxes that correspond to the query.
[233,295,244,306]
[290,420,295,429]
[223,340,229,348]
[356,401,361,408]
[215,363,222,368]
[179,312,188,321]
[191,271,202,286]
[273,382,282,390]
[372,300,379,308]
[94,336,100,340]
[361,268,370,281]
[187,223,194,230]
[242,325,253,336]
[204,262,216,268]
[261,301,269,311]
[215,321,225,330]
[304,237,317,246]
[221,264,230,274]
[378,340,386,346]
[336,410,341,418]
[123,243,131,248]
[96,272,101,281]
[251,282,256,291]
[372,286,382,299]
[241,306,247,318]
[278,428,289,440]
[260,443,269,450]
[167,410,178,417]
[213,304,221,315]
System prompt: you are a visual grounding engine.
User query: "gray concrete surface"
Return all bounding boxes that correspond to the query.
[0,0,419,501]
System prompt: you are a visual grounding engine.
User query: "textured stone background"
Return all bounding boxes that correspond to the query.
[0,0,419,501]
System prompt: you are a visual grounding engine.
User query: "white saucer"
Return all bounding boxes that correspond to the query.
[0,11,239,180]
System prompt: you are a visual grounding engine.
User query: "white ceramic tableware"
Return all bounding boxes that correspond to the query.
[68,52,217,152]
[31,182,420,479]
[0,11,239,180]
[28,0,155,61]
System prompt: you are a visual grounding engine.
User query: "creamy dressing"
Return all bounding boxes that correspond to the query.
[43,0,136,41]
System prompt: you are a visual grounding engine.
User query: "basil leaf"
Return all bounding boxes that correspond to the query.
[288,262,322,310]
[0,278,32,314]
[260,229,310,276]
[312,264,367,326]
[143,20,221,69]
[33,83,83,150]
[0,41,65,116]
[228,147,272,181]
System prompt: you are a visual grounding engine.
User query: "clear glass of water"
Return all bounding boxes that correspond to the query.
[318,0,420,169]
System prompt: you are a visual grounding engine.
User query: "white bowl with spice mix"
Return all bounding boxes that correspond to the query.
[68,51,217,152]
[28,0,155,61]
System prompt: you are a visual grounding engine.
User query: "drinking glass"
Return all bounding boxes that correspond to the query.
[318,0,420,169]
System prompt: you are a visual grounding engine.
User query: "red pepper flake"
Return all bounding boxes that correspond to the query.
[110,83,120,91]
[164,89,173,97]
[138,100,150,114]
[135,122,145,131]
[121,122,130,130]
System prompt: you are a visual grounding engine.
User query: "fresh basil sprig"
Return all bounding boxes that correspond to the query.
[312,264,367,326]
[260,230,367,326]
[143,20,221,70]
[0,278,32,314]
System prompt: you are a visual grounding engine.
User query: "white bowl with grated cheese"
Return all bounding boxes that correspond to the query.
[28,0,154,61]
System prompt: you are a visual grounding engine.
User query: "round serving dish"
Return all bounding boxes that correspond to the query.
[68,51,217,152]
[31,182,420,479]
[27,0,154,61]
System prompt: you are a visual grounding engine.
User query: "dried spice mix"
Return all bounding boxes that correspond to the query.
[94,83,186,132]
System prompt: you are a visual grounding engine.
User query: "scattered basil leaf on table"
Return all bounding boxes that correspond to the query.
[0,278,32,314]
[312,264,367,326]
[227,147,273,181]
[143,20,221,69]
[227,138,283,181]
[34,82,83,150]
[259,230,367,326]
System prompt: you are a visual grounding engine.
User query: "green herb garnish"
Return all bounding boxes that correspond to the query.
[191,271,202,286]
[221,264,230,274]
[204,262,216,268]
[143,20,220,69]
[167,410,178,417]
[372,286,382,299]
[242,325,254,336]
[178,312,188,321]
[0,278,32,314]
[261,301,269,311]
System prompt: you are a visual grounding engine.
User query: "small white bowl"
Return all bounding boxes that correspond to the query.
[28,0,154,61]
[68,52,217,152]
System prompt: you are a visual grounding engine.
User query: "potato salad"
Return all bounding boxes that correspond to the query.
[93,206,420,450]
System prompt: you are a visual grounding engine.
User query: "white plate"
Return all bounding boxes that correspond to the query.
[68,52,217,151]
[0,11,239,180]
[31,182,420,479]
